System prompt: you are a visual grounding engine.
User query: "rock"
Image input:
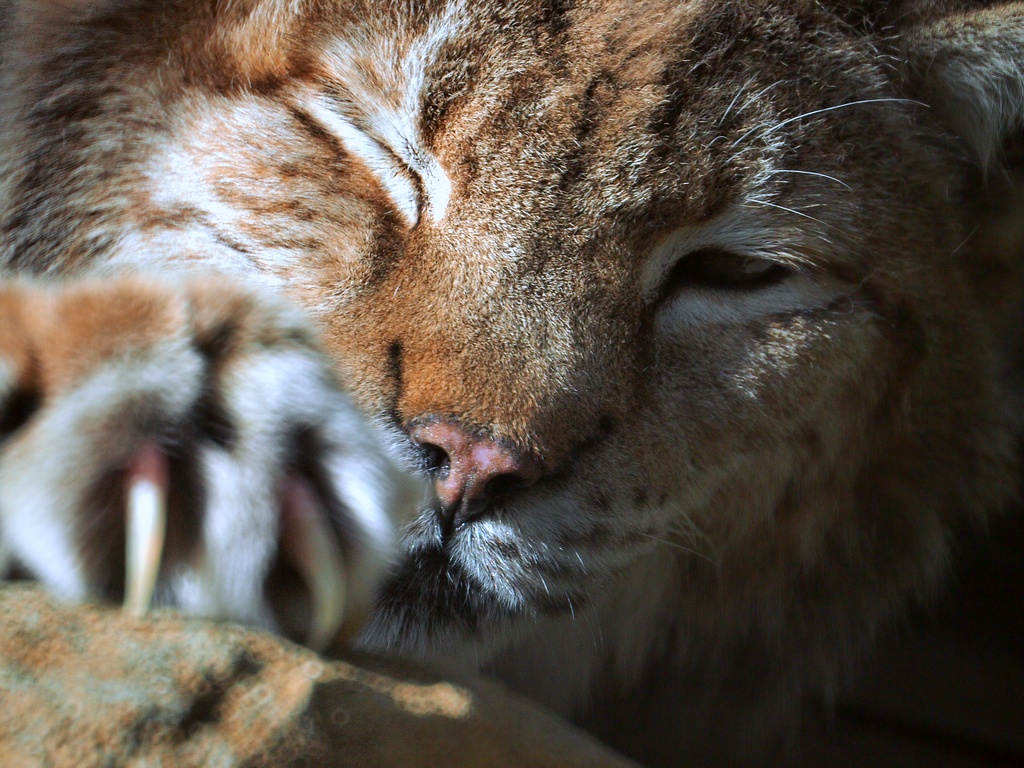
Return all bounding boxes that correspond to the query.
[0,585,638,768]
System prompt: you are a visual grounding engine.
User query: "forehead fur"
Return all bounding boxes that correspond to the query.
[289,1,912,249]
[0,0,967,281]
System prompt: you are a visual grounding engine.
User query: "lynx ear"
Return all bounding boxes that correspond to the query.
[900,4,1024,169]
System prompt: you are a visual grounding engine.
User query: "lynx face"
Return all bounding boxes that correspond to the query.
[2,0,1022,763]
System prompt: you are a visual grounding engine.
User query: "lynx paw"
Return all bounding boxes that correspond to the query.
[0,276,411,649]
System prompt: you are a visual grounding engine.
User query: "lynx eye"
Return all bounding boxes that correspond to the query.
[658,247,791,301]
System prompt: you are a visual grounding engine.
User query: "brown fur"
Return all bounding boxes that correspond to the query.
[1,1,1023,764]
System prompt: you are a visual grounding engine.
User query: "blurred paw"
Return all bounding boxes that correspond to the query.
[0,276,416,649]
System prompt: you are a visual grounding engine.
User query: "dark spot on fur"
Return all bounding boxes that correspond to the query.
[570,414,618,460]
[650,59,698,143]
[387,340,404,416]
[190,322,245,449]
[488,538,522,561]
[209,227,253,256]
[633,489,649,506]
[555,69,616,193]
[0,387,41,444]
[532,0,574,38]
[180,683,227,735]
[195,392,237,450]
[137,205,204,232]
[245,76,285,98]
[277,162,303,180]
[365,218,408,285]
[194,317,238,363]
[419,38,481,145]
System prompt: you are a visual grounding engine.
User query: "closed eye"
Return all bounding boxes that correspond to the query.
[657,247,792,303]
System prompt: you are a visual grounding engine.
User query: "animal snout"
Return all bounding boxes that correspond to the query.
[410,419,540,533]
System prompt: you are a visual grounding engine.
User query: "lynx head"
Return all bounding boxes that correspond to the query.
[2,0,1022,705]
[307,1,1023,669]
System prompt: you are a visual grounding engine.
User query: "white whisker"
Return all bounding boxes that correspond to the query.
[747,198,827,224]
[721,78,755,124]
[720,80,753,123]
[949,224,981,257]
[731,98,927,148]
[639,532,716,564]
[765,169,853,190]
[721,79,788,127]
[766,98,927,134]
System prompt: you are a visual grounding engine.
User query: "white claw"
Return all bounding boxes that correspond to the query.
[124,444,168,617]
[280,476,348,652]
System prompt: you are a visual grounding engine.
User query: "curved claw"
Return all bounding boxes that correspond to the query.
[123,444,169,617]
[280,476,348,652]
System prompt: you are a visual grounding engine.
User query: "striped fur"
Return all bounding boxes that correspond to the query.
[2,1,1023,764]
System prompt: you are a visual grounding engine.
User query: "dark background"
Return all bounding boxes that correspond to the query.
[803,509,1024,766]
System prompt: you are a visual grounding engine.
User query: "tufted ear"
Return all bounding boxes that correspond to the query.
[899,4,1024,170]
[894,4,1024,356]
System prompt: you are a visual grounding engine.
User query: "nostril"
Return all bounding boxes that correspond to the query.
[409,419,538,520]
[418,441,451,479]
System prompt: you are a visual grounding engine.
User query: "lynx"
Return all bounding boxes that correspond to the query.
[1,0,1022,764]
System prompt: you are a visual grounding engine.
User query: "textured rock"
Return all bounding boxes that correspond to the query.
[0,585,637,768]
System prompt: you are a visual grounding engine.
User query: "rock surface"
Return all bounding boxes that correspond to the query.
[0,585,638,767]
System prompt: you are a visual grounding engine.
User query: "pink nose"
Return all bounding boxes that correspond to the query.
[410,420,537,528]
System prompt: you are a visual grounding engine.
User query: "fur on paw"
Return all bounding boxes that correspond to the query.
[0,276,414,649]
